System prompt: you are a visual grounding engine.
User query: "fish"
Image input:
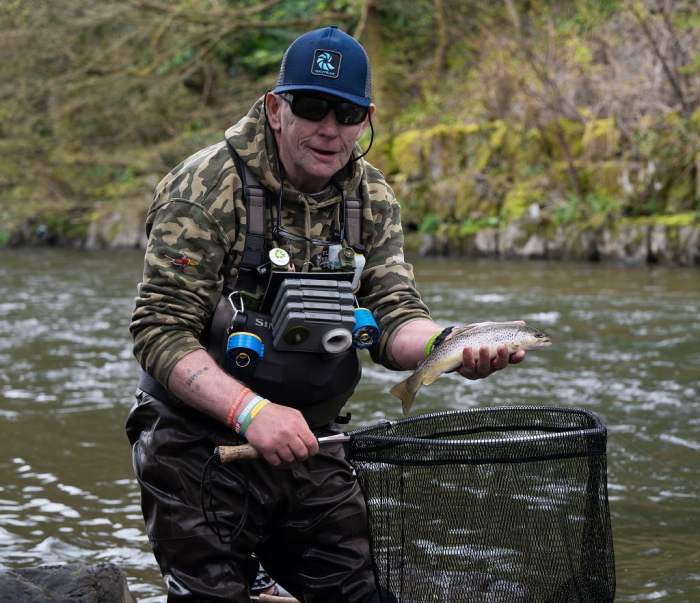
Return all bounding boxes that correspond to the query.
[390,321,552,415]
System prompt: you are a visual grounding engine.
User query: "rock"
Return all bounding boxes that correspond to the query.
[0,562,134,603]
[474,228,498,255]
[597,223,648,264]
[545,226,599,261]
[419,233,437,256]
[518,234,547,258]
[678,226,700,266]
[498,222,527,257]
[85,207,147,250]
[648,224,672,264]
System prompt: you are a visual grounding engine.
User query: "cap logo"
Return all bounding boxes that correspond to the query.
[312,49,341,79]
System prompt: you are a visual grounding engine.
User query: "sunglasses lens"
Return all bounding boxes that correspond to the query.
[291,96,331,121]
[335,103,368,125]
[287,94,367,126]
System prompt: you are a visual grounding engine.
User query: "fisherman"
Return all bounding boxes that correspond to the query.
[126,26,526,602]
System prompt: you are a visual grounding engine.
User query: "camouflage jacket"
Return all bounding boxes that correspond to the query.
[130,97,431,387]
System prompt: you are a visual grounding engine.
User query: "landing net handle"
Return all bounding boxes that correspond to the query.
[216,433,351,462]
[217,406,607,464]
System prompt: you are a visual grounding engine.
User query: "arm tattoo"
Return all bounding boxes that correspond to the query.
[185,366,209,388]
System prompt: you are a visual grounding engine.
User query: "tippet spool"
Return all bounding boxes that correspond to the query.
[352,308,380,349]
[226,332,264,368]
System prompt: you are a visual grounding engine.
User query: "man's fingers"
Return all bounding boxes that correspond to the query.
[510,350,526,364]
[491,345,510,370]
[289,435,313,461]
[264,451,283,466]
[286,447,302,463]
[460,348,477,378]
[302,432,320,456]
[460,348,476,374]
[477,347,491,376]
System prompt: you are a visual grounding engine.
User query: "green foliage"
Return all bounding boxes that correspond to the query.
[419,213,441,234]
[459,216,499,236]
[556,0,620,33]
[156,47,196,76]
[1,0,699,247]
[552,192,621,225]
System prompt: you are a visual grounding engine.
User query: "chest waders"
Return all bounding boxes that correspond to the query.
[139,140,365,429]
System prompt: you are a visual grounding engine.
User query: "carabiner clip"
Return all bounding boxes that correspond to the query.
[228,291,245,326]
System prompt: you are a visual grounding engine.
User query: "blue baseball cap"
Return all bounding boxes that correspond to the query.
[273,26,372,107]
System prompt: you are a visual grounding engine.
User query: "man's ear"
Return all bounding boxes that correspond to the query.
[362,103,376,131]
[265,93,283,132]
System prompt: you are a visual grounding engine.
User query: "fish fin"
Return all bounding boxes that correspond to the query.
[458,320,522,334]
[422,373,441,386]
[390,375,421,415]
[448,322,498,338]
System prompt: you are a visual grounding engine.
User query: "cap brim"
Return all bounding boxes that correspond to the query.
[272,84,371,107]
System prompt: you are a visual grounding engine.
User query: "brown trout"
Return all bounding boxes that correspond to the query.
[390,321,552,415]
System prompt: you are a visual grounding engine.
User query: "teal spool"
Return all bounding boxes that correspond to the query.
[226,332,264,368]
[352,308,380,349]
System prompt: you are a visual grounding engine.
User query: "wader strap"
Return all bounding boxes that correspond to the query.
[225,136,363,276]
[345,192,362,249]
[225,139,268,294]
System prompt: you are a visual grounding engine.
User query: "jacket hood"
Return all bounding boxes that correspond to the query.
[224,95,364,209]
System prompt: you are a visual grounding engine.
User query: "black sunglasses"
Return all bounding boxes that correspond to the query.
[279,93,369,126]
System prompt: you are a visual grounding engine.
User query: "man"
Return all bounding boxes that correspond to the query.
[127,26,525,602]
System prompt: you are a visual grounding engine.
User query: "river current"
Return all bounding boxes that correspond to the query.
[0,249,698,601]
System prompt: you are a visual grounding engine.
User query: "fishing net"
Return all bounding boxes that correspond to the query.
[346,406,615,603]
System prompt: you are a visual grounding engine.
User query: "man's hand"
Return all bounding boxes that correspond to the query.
[454,320,528,380]
[244,402,319,465]
[457,345,526,380]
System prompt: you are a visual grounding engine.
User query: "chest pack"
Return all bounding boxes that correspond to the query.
[203,142,372,427]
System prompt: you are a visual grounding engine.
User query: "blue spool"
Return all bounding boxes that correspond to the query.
[226,332,264,368]
[352,308,380,349]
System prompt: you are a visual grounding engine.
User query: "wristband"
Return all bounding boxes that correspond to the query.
[424,326,456,358]
[236,395,269,435]
[226,387,252,430]
[424,331,441,358]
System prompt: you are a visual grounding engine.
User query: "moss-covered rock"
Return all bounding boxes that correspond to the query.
[582,117,620,160]
[511,128,547,176]
[665,177,695,213]
[391,129,424,180]
[424,124,463,180]
[85,198,148,249]
[541,118,585,161]
[589,160,626,201]
[501,179,547,222]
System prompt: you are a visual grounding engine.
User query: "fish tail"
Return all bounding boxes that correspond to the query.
[390,373,423,416]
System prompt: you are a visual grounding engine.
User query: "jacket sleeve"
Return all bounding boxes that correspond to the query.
[130,197,232,386]
[357,168,431,370]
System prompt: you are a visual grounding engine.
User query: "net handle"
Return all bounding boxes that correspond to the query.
[216,444,259,462]
[252,594,299,602]
[216,434,350,463]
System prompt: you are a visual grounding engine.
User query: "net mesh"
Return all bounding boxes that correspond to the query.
[346,406,615,603]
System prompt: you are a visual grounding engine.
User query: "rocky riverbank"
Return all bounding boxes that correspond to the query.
[3,110,698,267]
[4,200,700,267]
[412,217,700,266]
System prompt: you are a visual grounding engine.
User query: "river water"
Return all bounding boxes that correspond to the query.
[0,248,698,602]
